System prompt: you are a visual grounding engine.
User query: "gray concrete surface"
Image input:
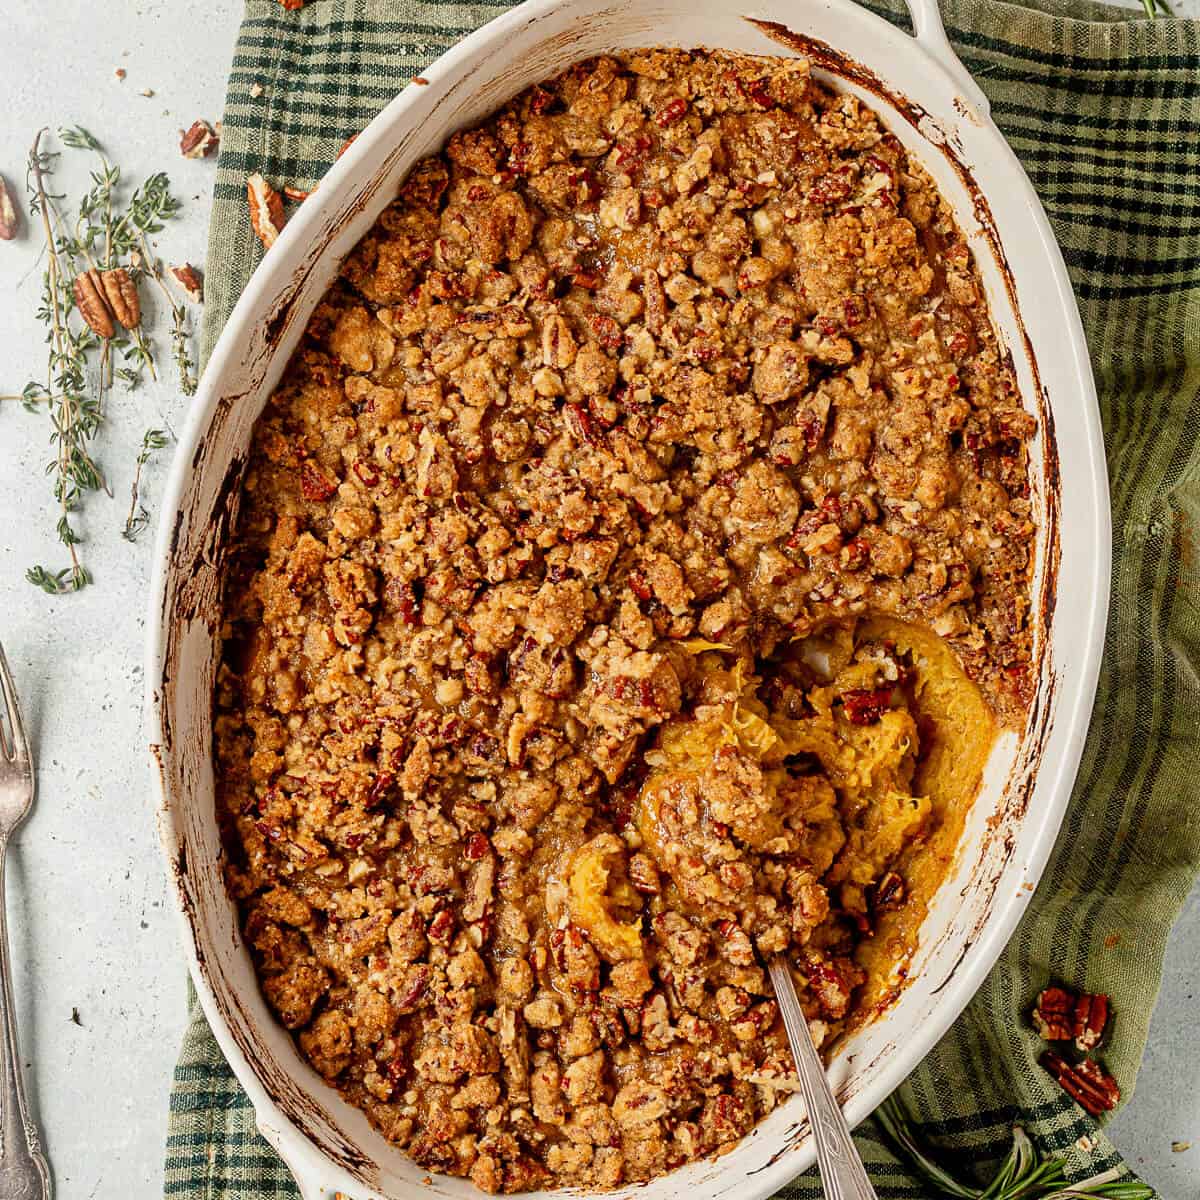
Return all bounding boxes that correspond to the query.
[1107,882,1200,1195]
[0,1,1196,1196]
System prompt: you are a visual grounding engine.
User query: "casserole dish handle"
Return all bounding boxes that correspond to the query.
[903,0,991,118]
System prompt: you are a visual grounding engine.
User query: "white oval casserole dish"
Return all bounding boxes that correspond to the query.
[146,1,1111,1197]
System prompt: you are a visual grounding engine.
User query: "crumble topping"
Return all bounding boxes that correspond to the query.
[215,47,1035,1193]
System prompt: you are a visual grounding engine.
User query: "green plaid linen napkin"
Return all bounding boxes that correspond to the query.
[167,0,1200,1194]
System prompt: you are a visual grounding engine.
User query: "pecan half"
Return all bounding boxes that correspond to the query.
[73,270,116,339]
[1073,991,1111,1052]
[171,263,204,303]
[0,175,18,241]
[99,267,141,328]
[1031,985,1076,1042]
[180,119,218,159]
[247,173,285,249]
[1041,1051,1120,1116]
[1032,985,1111,1051]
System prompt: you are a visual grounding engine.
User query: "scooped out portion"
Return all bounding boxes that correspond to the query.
[566,616,995,1023]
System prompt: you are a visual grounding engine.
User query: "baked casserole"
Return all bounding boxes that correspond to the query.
[213,47,1035,1193]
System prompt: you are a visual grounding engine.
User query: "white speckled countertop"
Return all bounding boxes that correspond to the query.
[0,1,1196,1196]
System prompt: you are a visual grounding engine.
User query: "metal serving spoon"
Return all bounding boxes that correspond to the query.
[769,956,879,1200]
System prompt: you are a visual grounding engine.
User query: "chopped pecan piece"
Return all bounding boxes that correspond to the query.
[299,461,338,502]
[871,871,905,912]
[627,853,661,895]
[464,832,490,861]
[171,263,204,303]
[841,687,892,725]
[180,119,218,159]
[656,98,688,127]
[841,536,870,571]
[428,909,456,944]
[247,172,286,249]
[395,964,431,1013]
[1041,1051,1120,1116]
[0,175,18,241]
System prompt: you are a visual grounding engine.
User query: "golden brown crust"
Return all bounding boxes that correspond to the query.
[214,48,1034,1193]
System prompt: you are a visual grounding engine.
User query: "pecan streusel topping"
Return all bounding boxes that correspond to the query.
[215,48,1035,1193]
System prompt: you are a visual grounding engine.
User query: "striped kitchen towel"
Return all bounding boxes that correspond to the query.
[168,0,1200,1195]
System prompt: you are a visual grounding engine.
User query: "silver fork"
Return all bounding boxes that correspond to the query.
[0,644,51,1200]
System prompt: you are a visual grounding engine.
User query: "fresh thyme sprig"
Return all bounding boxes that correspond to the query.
[876,1096,1153,1200]
[61,132,194,396]
[1139,0,1171,19]
[3,126,194,593]
[123,428,171,542]
[21,127,100,593]
[134,240,197,397]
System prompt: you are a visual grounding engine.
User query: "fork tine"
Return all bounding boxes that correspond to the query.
[0,648,11,760]
[0,642,30,764]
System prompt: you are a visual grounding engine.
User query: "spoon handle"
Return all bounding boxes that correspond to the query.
[769,957,879,1200]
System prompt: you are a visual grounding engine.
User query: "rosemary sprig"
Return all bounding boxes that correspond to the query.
[123,428,171,542]
[876,1096,1154,1200]
[5,126,193,592]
